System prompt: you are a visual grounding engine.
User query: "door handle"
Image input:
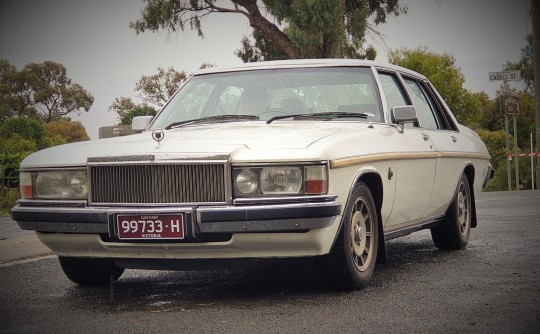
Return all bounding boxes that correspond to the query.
[421,133,430,141]
[451,135,457,143]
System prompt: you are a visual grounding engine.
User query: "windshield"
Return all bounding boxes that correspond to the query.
[149,67,383,129]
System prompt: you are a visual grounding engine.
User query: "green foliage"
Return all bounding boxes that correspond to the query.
[0,116,88,190]
[136,66,187,108]
[0,118,47,188]
[388,47,482,128]
[110,66,187,124]
[0,60,94,123]
[0,117,49,149]
[43,118,90,143]
[131,0,406,61]
[513,92,536,149]
[0,186,19,215]
[476,129,508,171]
[484,156,535,192]
[477,91,501,131]
[120,105,157,125]
[235,30,289,62]
[477,90,534,150]
[505,35,534,93]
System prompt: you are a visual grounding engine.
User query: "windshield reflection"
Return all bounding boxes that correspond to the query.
[149,67,382,129]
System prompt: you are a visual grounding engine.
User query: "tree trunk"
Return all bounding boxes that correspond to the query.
[233,0,301,59]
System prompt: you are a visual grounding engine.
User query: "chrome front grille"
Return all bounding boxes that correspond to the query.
[89,163,227,204]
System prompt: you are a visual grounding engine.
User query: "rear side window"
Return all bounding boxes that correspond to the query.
[378,72,409,113]
[420,81,454,130]
[403,78,438,130]
[402,77,454,131]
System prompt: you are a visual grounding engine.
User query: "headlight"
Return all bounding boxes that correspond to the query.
[235,169,258,195]
[20,170,88,200]
[233,164,327,198]
[260,167,302,195]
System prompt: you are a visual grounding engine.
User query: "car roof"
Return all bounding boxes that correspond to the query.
[194,59,427,80]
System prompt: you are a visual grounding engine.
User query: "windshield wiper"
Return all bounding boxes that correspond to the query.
[266,112,368,124]
[165,114,260,130]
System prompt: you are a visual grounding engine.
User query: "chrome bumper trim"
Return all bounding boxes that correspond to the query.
[12,200,342,235]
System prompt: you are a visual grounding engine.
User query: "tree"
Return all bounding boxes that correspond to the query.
[109,96,156,125]
[0,60,94,123]
[130,0,406,61]
[0,60,16,122]
[505,35,534,94]
[514,91,536,149]
[43,118,90,143]
[0,117,49,150]
[477,91,501,131]
[136,66,188,108]
[0,117,49,188]
[109,66,190,124]
[0,60,37,122]
[388,47,482,128]
[25,61,94,122]
[119,105,157,125]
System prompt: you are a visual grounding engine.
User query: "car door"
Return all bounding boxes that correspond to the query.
[400,77,463,218]
[377,71,437,227]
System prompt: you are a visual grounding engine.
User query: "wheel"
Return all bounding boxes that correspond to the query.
[319,182,379,290]
[431,173,472,250]
[59,257,124,286]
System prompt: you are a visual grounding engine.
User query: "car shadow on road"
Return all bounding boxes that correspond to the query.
[63,233,469,313]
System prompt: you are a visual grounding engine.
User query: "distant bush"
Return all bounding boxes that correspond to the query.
[484,157,535,192]
[0,186,19,216]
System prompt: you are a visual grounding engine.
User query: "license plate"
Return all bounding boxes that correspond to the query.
[116,214,184,240]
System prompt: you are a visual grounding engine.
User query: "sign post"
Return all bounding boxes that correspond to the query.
[503,94,521,190]
[503,100,512,191]
[491,71,521,191]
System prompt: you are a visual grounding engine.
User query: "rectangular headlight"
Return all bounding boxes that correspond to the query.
[233,164,327,198]
[20,170,88,200]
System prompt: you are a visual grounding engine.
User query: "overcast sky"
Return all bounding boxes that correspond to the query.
[0,0,531,139]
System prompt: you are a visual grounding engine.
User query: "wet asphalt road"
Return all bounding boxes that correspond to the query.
[1,190,539,334]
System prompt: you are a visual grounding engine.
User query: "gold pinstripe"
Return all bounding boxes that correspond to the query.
[330,152,491,169]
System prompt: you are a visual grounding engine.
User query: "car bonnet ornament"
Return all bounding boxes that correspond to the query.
[152,129,165,148]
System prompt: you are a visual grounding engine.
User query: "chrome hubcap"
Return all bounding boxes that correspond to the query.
[457,181,470,236]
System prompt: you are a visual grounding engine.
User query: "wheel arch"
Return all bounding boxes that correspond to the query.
[336,169,386,263]
[347,169,384,222]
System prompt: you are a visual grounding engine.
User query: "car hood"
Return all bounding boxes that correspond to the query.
[21,122,346,168]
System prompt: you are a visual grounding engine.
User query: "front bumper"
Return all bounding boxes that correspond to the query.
[12,196,342,238]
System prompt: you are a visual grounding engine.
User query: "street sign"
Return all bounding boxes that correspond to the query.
[501,94,520,115]
[489,70,521,82]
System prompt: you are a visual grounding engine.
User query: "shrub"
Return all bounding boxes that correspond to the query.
[0,186,19,216]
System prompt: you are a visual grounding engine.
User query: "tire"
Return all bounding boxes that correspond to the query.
[431,173,472,250]
[320,182,379,290]
[59,257,124,286]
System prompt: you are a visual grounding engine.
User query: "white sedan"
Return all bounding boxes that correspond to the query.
[12,59,493,289]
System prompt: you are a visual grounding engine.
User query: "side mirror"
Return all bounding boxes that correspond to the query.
[131,116,153,132]
[392,105,418,124]
[392,106,418,132]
